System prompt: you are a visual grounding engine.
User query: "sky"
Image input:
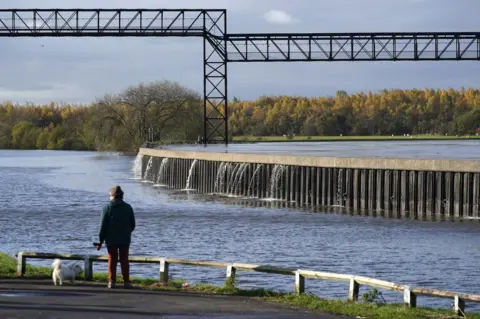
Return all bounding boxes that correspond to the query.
[0,0,479,104]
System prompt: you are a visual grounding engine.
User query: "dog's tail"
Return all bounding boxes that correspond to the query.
[51,258,62,269]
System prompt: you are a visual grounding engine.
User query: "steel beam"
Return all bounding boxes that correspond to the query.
[0,9,215,36]
[225,33,480,62]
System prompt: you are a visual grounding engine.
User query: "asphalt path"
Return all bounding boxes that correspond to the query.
[0,279,353,319]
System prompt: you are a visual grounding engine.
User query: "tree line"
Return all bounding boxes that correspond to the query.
[0,81,203,152]
[229,88,480,137]
[1,84,479,152]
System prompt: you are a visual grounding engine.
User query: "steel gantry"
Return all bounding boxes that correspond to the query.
[0,9,479,145]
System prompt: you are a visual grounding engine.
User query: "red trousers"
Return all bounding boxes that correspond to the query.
[107,246,130,282]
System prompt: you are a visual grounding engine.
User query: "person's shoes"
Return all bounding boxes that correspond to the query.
[107,281,116,289]
[124,281,133,289]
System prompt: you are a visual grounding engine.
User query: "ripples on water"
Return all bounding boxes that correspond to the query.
[0,146,480,311]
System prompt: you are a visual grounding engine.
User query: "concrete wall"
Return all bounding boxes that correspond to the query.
[139,148,480,173]
[138,148,480,220]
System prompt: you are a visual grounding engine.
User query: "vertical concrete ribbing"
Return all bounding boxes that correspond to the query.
[305,167,310,206]
[316,167,321,207]
[417,171,426,220]
[338,169,345,208]
[360,169,368,211]
[376,170,384,214]
[454,173,463,218]
[400,171,409,218]
[290,166,295,203]
[435,172,444,218]
[444,172,454,218]
[368,170,376,213]
[426,171,435,219]
[300,166,305,206]
[345,169,353,209]
[473,173,480,218]
[463,173,472,217]
[384,170,392,216]
[353,169,360,212]
[321,168,328,206]
[392,170,400,218]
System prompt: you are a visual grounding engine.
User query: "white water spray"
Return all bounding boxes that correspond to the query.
[231,163,248,196]
[185,159,198,190]
[246,164,263,197]
[154,158,169,186]
[143,157,154,182]
[132,154,144,180]
[267,164,286,199]
[214,162,230,194]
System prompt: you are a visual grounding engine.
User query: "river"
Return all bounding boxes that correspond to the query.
[0,141,479,311]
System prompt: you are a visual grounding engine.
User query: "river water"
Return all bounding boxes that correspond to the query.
[169,140,480,159]
[0,142,479,312]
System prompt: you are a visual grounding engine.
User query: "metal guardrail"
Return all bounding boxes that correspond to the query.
[16,251,479,316]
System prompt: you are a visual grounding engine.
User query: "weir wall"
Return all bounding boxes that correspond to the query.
[138,148,480,220]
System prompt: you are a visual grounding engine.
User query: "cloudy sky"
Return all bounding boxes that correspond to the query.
[0,0,479,104]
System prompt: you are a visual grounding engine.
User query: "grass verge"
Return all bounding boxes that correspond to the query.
[0,253,476,319]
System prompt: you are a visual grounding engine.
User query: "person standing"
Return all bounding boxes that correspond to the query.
[97,186,136,289]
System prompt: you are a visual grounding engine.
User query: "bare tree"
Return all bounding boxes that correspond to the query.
[94,81,202,150]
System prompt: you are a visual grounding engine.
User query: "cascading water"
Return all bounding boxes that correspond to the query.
[267,164,286,199]
[214,162,225,193]
[246,164,263,197]
[214,162,231,194]
[212,162,249,197]
[226,163,241,195]
[185,159,198,190]
[154,158,169,187]
[232,163,248,195]
[143,157,154,183]
[132,154,144,180]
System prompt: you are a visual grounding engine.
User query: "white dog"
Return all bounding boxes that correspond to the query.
[51,259,83,286]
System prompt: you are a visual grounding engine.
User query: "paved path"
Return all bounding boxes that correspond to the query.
[0,279,352,319]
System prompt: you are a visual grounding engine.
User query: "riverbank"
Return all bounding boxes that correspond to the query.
[0,253,472,319]
[232,135,480,143]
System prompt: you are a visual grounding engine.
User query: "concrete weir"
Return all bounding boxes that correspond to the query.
[138,148,480,221]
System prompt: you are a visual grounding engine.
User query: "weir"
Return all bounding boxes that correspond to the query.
[137,148,480,221]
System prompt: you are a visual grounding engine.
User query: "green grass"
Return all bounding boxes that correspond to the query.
[1,252,477,318]
[0,252,51,278]
[232,134,480,143]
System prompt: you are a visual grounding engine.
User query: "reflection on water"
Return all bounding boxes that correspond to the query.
[0,147,479,312]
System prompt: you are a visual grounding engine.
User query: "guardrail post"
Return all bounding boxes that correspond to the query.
[160,258,169,284]
[348,278,359,301]
[295,271,305,295]
[454,295,465,316]
[225,264,236,288]
[17,252,26,277]
[403,286,417,308]
[84,256,93,281]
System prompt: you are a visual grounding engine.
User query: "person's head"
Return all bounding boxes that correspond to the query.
[109,186,124,200]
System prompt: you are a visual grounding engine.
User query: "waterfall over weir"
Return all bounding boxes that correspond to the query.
[185,159,198,190]
[154,158,169,187]
[139,155,285,200]
[136,149,480,221]
[132,154,144,180]
[143,157,154,183]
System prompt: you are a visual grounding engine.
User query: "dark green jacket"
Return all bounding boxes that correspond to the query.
[99,199,136,248]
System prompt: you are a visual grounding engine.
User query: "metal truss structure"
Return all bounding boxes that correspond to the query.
[0,9,479,145]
